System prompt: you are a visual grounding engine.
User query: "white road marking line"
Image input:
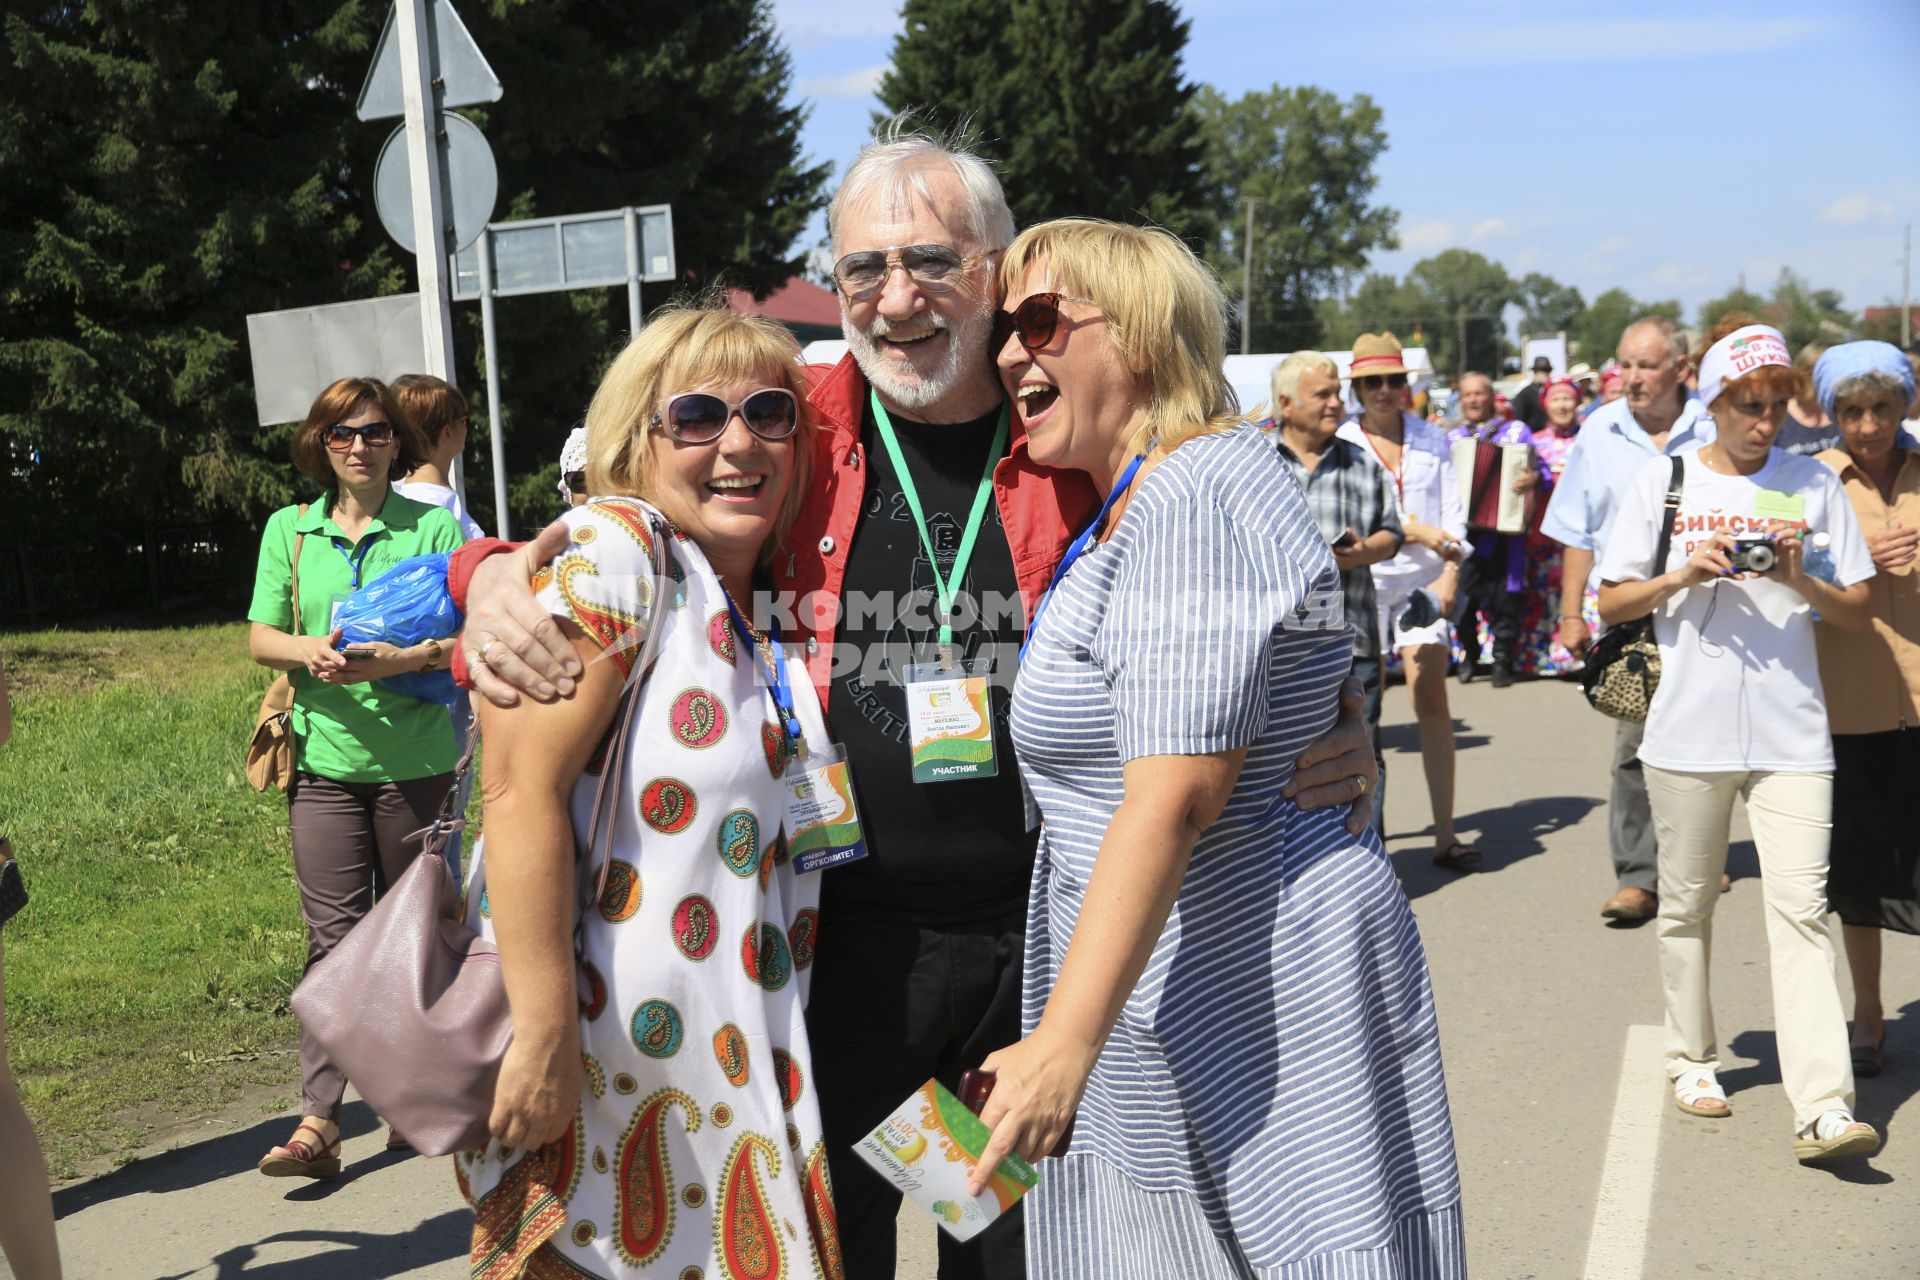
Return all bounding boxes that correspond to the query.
[1583,1024,1665,1280]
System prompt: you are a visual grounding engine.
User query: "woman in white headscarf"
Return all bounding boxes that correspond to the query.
[1810,341,1920,1080]
[1598,316,1880,1165]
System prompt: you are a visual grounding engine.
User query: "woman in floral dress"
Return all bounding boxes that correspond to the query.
[456,306,842,1279]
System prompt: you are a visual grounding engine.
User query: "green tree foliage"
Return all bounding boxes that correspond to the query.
[1516,273,1584,338]
[0,1,398,543]
[1694,283,1769,336]
[1403,250,1514,376]
[1195,85,1396,351]
[463,0,827,531]
[0,0,826,545]
[877,0,1214,245]
[1566,288,1681,365]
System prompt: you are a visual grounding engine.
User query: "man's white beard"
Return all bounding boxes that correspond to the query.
[844,291,997,415]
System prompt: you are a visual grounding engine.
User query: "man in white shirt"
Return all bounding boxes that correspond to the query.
[1541,316,1709,921]
[1338,332,1479,870]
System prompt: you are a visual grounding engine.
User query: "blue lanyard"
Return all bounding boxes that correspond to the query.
[725,593,803,750]
[332,537,375,592]
[1020,454,1146,661]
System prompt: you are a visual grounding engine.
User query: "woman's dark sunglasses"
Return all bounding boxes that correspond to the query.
[1354,374,1407,392]
[324,422,395,451]
[651,388,799,444]
[832,244,975,301]
[995,292,1098,353]
[564,470,588,495]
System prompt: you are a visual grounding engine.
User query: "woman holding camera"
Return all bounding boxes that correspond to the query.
[1598,319,1879,1164]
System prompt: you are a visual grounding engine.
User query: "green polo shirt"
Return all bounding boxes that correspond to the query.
[247,491,467,783]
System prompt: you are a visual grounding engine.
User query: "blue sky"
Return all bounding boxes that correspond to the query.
[766,0,1920,320]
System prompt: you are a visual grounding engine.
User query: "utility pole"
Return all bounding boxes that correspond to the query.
[1455,303,1468,381]
[1240,197,1258,355]
[1903,222,1912,348]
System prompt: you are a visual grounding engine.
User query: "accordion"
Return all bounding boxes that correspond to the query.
[1452,438,1539,535]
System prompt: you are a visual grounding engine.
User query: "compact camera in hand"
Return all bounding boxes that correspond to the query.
[1726,534,1777,574]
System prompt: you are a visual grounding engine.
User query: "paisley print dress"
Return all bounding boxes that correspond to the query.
[456,499,842,1280]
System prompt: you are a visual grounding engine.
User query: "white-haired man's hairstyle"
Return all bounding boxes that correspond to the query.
[1270,350,1338,406]
[828,113,1017,254]
[1623,314,1691,362]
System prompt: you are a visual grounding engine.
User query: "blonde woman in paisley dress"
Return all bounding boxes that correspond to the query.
[456,305,843,1278]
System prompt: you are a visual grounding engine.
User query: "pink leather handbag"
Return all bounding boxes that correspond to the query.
[290,510,665,1157]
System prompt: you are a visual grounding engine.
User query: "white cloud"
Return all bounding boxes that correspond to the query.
[768,1,900,51]
[1818,192,1896,227]
[1400,220,1455,254]
[1591,235,1633,257]
[1470,218,1510,241]
[796,64,888,99]
[1648,263,1712,291]
[1374,16,1819,65]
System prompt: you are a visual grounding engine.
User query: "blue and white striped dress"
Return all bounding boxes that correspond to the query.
[1010,426,1465,1279]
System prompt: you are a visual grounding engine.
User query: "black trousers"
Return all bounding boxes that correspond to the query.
[806,902,1028,1280]
[1453,538,1523,666]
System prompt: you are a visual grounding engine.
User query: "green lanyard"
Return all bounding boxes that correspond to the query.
[868,390,1010,649]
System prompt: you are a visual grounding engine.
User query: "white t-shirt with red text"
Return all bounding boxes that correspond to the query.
[1597,450,1872,772]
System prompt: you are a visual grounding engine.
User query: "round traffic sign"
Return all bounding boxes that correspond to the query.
[375,111,498,255]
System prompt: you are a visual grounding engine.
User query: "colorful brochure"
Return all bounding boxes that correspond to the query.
[851,1078,1041,1242]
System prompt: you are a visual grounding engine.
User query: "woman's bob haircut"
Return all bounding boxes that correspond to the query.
[290,376,426,485]
[582,299,815,564]
[998,218,1239,457]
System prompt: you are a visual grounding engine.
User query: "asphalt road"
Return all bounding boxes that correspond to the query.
[20,674,1920,1279]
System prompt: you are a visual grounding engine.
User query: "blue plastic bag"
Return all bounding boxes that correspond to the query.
[335,552,463,705]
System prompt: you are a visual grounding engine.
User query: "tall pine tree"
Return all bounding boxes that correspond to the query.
[0,0,829,544]
[878,0,1213,246]
[0,1,397,543]
[458,0,830,532]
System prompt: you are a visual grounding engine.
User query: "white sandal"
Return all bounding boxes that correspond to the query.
[1670,1068,1731,1118]
[1794,1110,1879,1164]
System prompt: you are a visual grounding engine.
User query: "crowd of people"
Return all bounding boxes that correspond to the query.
[245,125,1915,1278]
[6,115,1916,1279]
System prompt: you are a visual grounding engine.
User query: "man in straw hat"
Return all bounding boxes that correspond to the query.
[1338,332,1482,870]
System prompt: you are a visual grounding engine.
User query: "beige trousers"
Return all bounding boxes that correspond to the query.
[1642,765,1854,1129]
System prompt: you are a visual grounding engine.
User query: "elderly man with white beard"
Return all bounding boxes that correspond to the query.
[439,120,1381,1280]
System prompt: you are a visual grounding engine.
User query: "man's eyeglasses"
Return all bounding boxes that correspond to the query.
[651,388,800,444]
[1354,374,1407,393]
[324,422,395,451]
[832,244,979,301]
[995,292,1099,353]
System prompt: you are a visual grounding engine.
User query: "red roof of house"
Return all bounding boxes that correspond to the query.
[727,277,843,329]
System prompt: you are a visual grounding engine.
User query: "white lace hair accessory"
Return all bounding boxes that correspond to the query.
[1697,324,1790,409]
[557,426,590,499]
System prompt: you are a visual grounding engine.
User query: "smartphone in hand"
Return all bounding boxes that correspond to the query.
[1328,527,1360,552]
[956,1068,1076,1157]
[341,647,379,661]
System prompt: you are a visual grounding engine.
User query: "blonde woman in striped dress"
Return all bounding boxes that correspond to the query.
[969,219,1464,1278]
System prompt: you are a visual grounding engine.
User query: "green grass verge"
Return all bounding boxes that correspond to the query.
[0,622,473,1177]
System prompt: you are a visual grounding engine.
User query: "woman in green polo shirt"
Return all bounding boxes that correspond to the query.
[246,376,465,1179]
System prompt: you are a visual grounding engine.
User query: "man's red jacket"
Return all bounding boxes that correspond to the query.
[450,351,1102,711]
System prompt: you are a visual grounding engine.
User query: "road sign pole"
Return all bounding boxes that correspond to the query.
[395,0,459,384]
[478,229,511,540]
[624,206,644,338]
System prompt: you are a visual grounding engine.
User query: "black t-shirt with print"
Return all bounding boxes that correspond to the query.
[823,399,1036,920]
